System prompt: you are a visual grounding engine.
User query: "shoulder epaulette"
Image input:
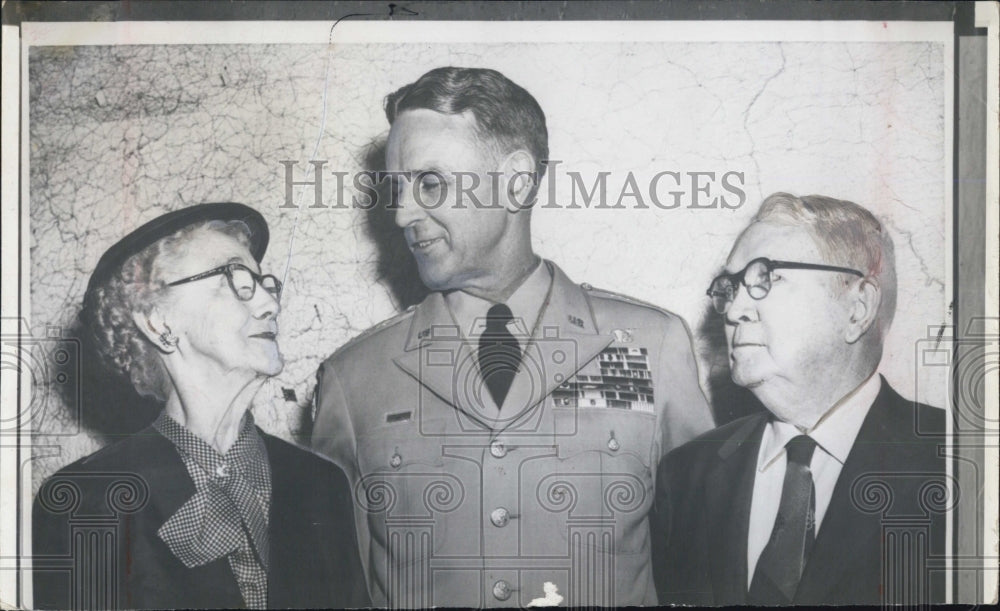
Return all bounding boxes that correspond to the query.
[581,283,680,319]
[328,306,415,356]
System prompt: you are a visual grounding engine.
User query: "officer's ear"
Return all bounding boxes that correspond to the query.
[499,149,537,213]
[844,276,881,343]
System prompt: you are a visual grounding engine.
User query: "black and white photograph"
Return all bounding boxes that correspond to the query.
[1,1,997,608]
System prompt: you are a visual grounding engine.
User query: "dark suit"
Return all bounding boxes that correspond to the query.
[33,425,370,610]
[651,379,950,605]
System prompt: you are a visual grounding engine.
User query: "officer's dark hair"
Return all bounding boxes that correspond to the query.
[384,67,549,186]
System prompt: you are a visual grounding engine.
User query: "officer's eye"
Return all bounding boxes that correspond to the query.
[419,174,441,191]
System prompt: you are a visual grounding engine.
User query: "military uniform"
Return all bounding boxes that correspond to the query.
[312,261,714,607]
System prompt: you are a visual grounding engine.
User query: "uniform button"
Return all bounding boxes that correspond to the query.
[490,440,507,458]
[215,463,230,477]
[607,436,620,452]
[492,579,512,601]
[389,451,402,468]
[490,507,510,527]
[581,282,593,291]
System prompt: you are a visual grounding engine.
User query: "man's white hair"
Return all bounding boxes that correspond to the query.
[752,192,897,340]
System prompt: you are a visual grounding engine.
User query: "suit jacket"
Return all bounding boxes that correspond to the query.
[651,378,950,606]
[312,260,714,608]
[33,425,370,610]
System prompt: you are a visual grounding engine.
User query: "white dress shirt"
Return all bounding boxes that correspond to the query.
[746,373,882,589]
[444,258,550,343]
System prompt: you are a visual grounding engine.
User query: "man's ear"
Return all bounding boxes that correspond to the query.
[845,277,881,343]
[132,308,178,354]
[499,149,537,212]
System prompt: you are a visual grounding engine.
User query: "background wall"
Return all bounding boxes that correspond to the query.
[28,40,947,491]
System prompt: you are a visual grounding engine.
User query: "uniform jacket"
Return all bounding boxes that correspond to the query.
[651,379,950,606]
[33,425,370,610]
[312,260,714,607]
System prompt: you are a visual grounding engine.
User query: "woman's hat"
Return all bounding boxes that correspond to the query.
[85,202,269,296]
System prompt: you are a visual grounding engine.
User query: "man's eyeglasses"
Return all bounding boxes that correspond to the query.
[707,257,863,314]
[166,263,282,302]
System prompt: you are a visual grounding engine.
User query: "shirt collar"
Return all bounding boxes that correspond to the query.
[758,373,881,471]
[153,410,267,480]
[444,258,550,338]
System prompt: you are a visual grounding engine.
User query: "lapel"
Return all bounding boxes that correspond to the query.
[125,428,244,607]
[392,291,492,428]
[794,380,897,603]
[706,413,767,604]
[262,435,303,608]
[130,427,199,523]
[393,261,612,432]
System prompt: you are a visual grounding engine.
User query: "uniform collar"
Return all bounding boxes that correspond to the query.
[403,259,600,351]
[758,373,881,471]
[443,257,549,338]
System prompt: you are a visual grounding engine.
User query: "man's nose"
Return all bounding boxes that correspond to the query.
[725,283,758,324]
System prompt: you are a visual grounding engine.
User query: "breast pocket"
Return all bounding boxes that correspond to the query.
[533,408,655,553]
[355,418,462,556]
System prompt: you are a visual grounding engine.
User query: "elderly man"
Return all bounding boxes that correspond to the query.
[311,67,714,607]
[651,192,949,605]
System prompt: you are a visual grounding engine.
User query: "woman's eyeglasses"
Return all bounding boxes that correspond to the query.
[707,257,863,314]
[166,263,282,302]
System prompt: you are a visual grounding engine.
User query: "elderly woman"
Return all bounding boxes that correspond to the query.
[33,203,370,609]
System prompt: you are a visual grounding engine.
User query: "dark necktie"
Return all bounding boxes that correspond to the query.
[748,434,817,605]
[478,303,521,409]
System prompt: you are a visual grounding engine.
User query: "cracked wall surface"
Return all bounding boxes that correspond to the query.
[28,41,947,491]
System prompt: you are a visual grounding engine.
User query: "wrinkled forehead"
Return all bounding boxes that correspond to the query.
[725,221,824,272]
[155,226,258,278]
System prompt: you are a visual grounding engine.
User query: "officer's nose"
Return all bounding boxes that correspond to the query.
[394,178,427,229]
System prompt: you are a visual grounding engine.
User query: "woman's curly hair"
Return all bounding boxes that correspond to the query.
[81,219,252,401]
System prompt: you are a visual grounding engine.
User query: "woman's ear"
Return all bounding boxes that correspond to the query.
[132,308,179,353]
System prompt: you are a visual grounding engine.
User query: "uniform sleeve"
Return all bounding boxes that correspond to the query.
[311,360,360,484]
[655,315,715,461]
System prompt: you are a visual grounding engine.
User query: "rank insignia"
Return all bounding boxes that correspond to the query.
[612,328,634,343]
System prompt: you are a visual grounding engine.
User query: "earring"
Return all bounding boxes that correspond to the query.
[158,323,178,348]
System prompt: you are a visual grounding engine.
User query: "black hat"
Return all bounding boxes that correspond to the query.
[85,202,269,298]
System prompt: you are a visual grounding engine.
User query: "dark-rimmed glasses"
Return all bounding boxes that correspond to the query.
[166,263,282,302]
[707,257,863,314]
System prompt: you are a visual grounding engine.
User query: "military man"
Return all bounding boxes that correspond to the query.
[312,66,714,607]
[651,193,949,605]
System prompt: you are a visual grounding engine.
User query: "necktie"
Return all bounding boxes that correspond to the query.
[748,434,817,604]
[478,303,521,409]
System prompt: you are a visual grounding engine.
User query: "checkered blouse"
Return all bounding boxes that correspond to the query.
[153,411,272,609]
